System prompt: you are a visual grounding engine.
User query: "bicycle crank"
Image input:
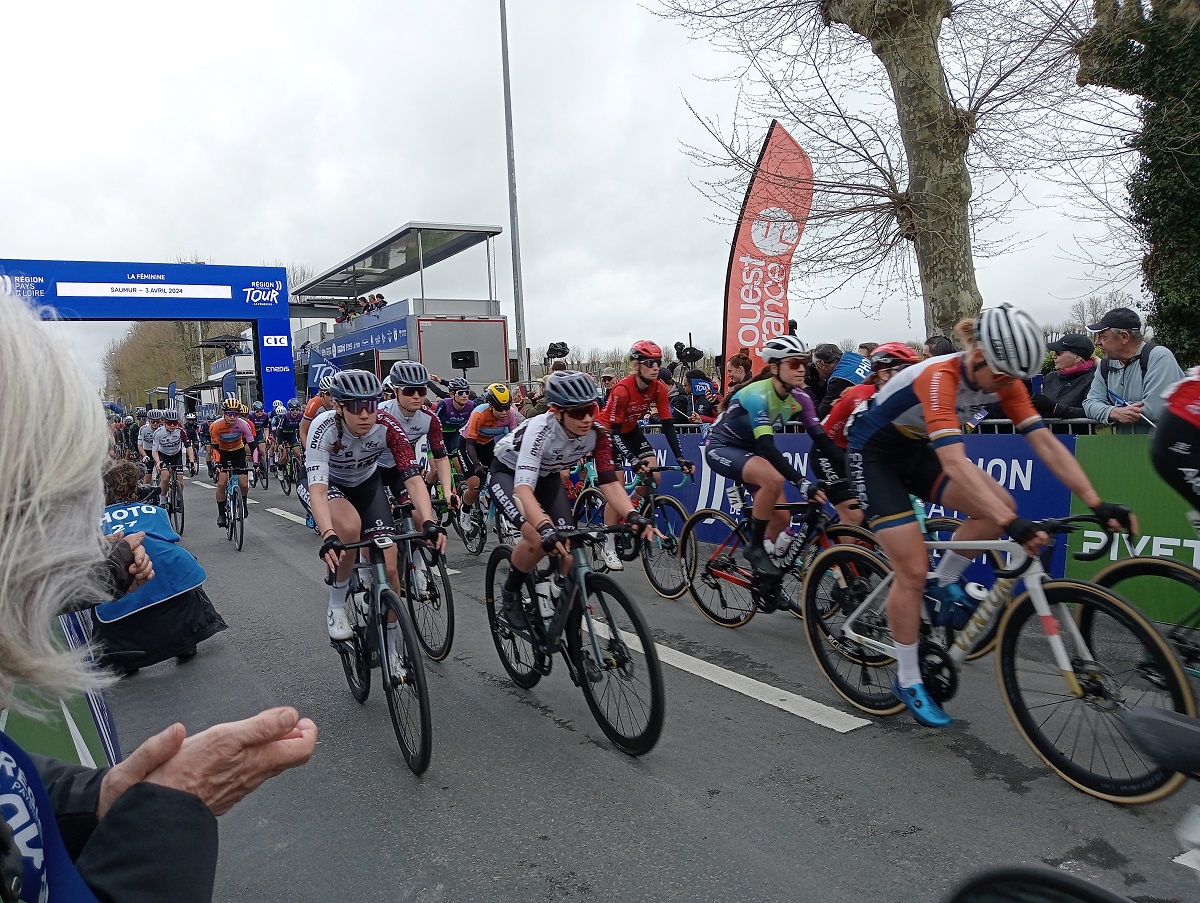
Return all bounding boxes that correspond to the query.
[918,640,959,703]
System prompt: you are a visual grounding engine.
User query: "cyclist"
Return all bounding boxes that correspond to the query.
[303,369,443,649]
[434,377,475,458]
[489,370,652,628]
[278,399,305,473]
[300,376,336,448]
[182,412,200,472]
[847,303,1135,727]
[704,335,856,577]
[379,360,457,514]
[268,401,288,471]
[122,415,138,459]
[598,340,694,570]
[459,382,521,533]
[209,396,256,528]
[381,376,396,402]
[247,401,271,471]
[151,409,187,508]
[1151,368,1200,535]
[823,342,921,450]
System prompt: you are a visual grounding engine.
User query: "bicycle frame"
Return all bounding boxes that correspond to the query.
[837,538,1089,697]
[533,546,609,670]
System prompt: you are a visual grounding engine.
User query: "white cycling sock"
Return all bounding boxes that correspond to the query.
[604,534,617,553]
[934,551,971,586]
[328,579,348,610]
[386,622,398,658]
[896,640,922,687]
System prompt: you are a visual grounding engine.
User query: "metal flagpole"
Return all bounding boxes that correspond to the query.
[499,0,529,385]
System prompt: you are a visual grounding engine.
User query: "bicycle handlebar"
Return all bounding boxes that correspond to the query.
[990,514,1126,578]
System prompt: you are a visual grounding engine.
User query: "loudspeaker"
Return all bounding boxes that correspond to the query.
[451,350,479,370]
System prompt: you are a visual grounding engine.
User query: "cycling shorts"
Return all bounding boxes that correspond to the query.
[610,426,654,465]
[704,442,755,482]
[442,431,463,456]
[848,434,948,531]
[1152,412,1200,511]
[158,451,184,468]
[486,464,573,532]
[464,441,495,477]
[298,471,395,539]
[216,447,248,471]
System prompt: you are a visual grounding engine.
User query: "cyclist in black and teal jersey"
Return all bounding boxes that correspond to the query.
[705,335,856,577]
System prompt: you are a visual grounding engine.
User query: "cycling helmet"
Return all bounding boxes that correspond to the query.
[148,409,164,421]
[388,359,429,388]
[380,376,395,395]
[544,371,600,408]
[447,377,470,393]
[135,407,147,417]
[870,341,920,371]
[163,409,180,422]
[977,303,1044,380]
[761,335,810,362]
[629,340,663,363]
[252,401,264,411]
[223,395,241,412]
[330,369,382,402]
[287,399,301,411]
[318,375,335,393]
[272,399,282,408]
[484,383,512,410]
[124,415,134,425]
[186,413,197,421]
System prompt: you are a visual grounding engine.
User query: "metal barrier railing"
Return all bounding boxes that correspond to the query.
[642,418,1103,437]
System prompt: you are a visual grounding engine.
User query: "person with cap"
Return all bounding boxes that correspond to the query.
[1030,334,1097,420]
[1082,306,1183,433]
[598,367,617,407]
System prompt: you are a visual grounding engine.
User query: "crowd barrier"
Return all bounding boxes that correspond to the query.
[639,428,1197,624]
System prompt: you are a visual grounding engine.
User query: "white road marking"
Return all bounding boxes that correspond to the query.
[267,508,310,525]
[589,621,869,733]
[1174,849,1200,872]
[190,480,214,488]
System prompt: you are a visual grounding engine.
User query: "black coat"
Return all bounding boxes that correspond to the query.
[1036,363,1096,419]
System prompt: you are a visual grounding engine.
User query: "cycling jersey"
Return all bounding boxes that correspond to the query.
[602,374,671,432]
[277,411,303,439]
[434,397,474,434]
[209,416,256,452]
[849,354,1043,450]
[183,422,199,443]
[708,379,811,448]
[494,411,618,489]
[248,410,270,441]
[137,423,155,452]
[463,405,519,444]
[1164,367,1200,430]
[822,382,878,450]
[304,408,420,488]
[152,426,184,456]
[302,396,329,422]
[377,401,447,467]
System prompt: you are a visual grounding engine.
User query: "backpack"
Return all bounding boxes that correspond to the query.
[1100,341,1156,381]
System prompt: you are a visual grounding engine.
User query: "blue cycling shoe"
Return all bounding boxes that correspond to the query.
[892,678,953,727]
[305,514,316,530]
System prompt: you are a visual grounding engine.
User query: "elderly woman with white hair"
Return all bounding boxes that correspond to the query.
[0,294,317,903]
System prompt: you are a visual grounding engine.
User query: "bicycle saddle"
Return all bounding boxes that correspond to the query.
[1123,709,1200,776]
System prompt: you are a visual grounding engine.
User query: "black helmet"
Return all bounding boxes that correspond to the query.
[330,369,382,402]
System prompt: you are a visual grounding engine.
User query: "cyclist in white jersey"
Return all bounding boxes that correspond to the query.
[150,409,186,506]
[380,360,457,512]
[488,370,653,627]
[138,410,159,487]
[302,369,445,642]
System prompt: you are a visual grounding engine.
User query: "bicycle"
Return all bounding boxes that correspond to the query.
[330,533,433,774]
[278,451,298,496]
[219,465,248,552]
[163,463,187,535]
[250,446,269,490]
[462,481,522,556]
[429,451,467,543]
[573,464,691,599]
[390,501,455,661]
[678,484,877,627]
[801,514,1197,803]
[484,524,666,756]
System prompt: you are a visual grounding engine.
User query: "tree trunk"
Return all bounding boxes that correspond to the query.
[824,0,984,335]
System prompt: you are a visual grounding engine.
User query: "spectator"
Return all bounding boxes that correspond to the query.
[857,342,879,357]
[1031,334,1097,420]
[806,343,842,411]
[521,378,549,418]
[923,334,954,358]
[598,367,617,407]
[336,300,351,323]
[680,368,719,423]
[549,359,568,373]
[812,343,873,419]
[0,293,316,903]
[1083,307,1184,433]
[724,350,754,396]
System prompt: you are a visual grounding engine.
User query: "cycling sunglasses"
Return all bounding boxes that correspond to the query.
[342,399,379,414]
[454,390,471,397]
[563,401,598,419]
[639,358,662,368]
[400,386,427,397]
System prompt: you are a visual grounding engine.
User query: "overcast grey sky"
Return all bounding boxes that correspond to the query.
[4,1,1131,389]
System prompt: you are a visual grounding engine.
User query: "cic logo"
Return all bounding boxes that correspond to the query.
[263,335,289,347]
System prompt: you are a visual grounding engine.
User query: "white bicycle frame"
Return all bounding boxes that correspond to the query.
[838,538,1091,697]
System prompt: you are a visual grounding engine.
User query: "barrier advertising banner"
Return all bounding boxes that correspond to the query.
[721,120,813,367]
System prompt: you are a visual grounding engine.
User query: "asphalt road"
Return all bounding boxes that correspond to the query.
[106,476,1200,903]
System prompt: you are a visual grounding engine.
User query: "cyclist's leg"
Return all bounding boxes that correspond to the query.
[157,462,170,503]
[215,464,228,521]
[1152,411,1200,535]
[489,465,546,624]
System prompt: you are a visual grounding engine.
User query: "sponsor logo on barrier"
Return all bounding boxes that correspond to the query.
[1082,529,1200,567]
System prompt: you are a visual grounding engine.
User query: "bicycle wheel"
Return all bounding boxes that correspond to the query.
[280,462,292,496]
[338,586,371,703]
[484,545,543,688]
[802,545,905,715]
[573,573,665,755]
[170,481,185,536]
[1090,556,1200,680]
[997,580,1196,803]
[573,488,608,569]
[641,495,689,599]
[923,517,1003,662]
[258,461,269,490]
[779,523,878,620]
[231,488,244,551]
[679,508,756,628]
[377,588,432,774]
[406,544,455,661]
[463,503,487,556]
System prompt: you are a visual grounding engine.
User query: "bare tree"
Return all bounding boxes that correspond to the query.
[659,0,1106,335]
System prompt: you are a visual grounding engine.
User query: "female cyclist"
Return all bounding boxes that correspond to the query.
[459,382,521,531]
[847,303,1135,727]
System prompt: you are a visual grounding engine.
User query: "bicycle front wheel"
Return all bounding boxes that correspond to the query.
[574,573,665,756]
[280,464,292,496]
[407,544,455,661]
[377,588,432,775]
[997,581,1196,804]
[802,545,904,715]
[170,482,185,536]
[679,508,755,628]
[259,462,269,490]
[641,495,689,599]
[484,545,542,688]
[779,523,878,620]
[231,488,244,551]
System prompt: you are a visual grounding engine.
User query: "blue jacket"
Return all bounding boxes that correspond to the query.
[96,504,206,622]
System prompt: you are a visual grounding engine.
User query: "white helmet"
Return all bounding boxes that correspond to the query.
[319,375,335,392]
[977,303,1044,380]
[761,335,809,363]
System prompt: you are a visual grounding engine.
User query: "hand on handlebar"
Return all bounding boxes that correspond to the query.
[1092,501,1137,537]
[625,512,660,544]
[1006,516,1051,557]
[538,523,570,559]
[421,519,447,554]
[797,480,828,506]
[318,533,345,569]
[678,458,695,477]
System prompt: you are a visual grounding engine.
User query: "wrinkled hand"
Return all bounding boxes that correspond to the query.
[1110,403,1145,424]
[110,531,154,586]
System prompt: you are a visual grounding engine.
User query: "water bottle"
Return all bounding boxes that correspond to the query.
[770,529,796,566]
[952,576,1016,653]
[536,577,559,621]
